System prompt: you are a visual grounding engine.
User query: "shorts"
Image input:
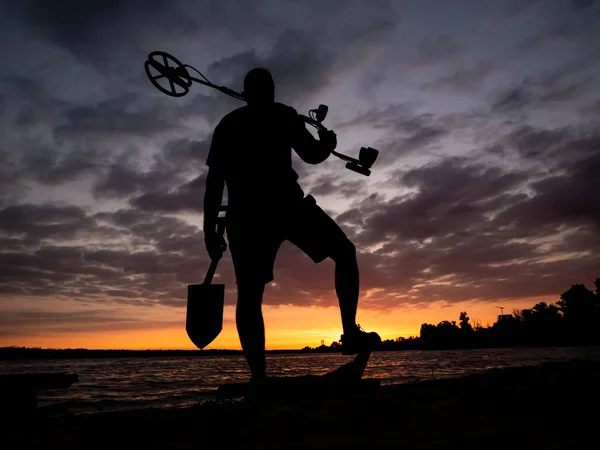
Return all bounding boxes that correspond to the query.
[225,195,351,286]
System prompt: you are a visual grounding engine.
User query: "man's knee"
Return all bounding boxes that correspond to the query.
[330,238,356,263]
[237,282,265,311]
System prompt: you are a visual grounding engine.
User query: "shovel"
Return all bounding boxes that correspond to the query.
[186,216,226,349]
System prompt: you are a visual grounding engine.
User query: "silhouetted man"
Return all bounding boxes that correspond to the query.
[203,68,380,381]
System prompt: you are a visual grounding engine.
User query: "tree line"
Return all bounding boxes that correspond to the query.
[303,277,600,352]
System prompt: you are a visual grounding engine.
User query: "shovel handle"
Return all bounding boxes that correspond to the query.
[203,257,220,285]
[204,207,227,285]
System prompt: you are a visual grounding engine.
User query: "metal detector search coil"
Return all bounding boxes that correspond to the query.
[144,51,379,176]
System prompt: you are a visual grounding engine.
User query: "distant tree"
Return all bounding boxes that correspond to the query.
[471,317,484,331]
[419,320,462,348]
[595,277,600,297]
[530,302,561,320]
[459,312,473,332]
[557,280,600,344]
[512,309,525,321]
[557,284,599,321]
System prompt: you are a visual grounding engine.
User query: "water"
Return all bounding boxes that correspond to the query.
[2,347,599,414]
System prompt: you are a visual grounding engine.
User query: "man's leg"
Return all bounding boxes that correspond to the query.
[287,196,381,353]
[331,240,381,353]
[236,282,267,381]
[330,239,359,335]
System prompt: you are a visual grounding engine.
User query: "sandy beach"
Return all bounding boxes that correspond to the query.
[2,358,597,450]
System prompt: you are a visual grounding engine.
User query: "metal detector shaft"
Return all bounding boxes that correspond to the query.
[145,51,378,174]
[186,75,245,102]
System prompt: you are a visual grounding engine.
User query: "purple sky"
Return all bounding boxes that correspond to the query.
[0,0,599,345]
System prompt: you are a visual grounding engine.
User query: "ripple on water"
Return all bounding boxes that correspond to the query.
[2,347,600,413]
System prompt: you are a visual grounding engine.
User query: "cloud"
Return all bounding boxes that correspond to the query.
[130,173,207,213]
[92,163,181,200]
[0,309,181,336]
[0,203,100,246]
[355,158,529,244]
[306,172,368,199]
[490,57,595,113]
[515,1,600,54]
[323,132,600,306]
[335,105,450,164]
[10,0,198,68]
[423,60,495,93]
[0,0,598,321]
[0,204,216,306]
[494,151,600,231]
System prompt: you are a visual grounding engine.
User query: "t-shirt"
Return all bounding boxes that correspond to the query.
[206,102,309,216]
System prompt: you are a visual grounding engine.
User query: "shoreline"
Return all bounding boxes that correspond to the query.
[3,344,600,360]
[4,358,598,449]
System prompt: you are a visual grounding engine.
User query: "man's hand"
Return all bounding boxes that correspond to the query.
[204,231,227,261]
[318,129,337,152]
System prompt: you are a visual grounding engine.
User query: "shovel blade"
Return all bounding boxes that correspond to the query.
[186,284,225,349]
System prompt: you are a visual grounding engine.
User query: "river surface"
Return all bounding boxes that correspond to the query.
[2,346,599,414]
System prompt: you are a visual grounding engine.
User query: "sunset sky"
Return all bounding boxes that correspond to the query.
[1,0,599,350]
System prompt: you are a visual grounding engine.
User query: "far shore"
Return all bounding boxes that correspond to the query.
[3,344,599,360]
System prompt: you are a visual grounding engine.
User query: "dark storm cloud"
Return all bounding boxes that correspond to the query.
[409,35,460,68]
[1,0,401,205]
[335,105,450,164]
[319,123,600,306]
[357,158,529,244]
[125,123,600,307]
[0,76,182,199]
[423,60,495,93]
[571,0,600,11]
[23,148,102,186]
[0,203,100,245]
[579,99,600,117]
[207,29,335,103]
[1,0,599,316]
[494,150,600,231]
[490,57,595,113]
[0,76,97,193]
[11,0,400,91]
[0,147,21,206]
[92,163,181,200]
[91,136,210,200]
[502,124,600,163]
[130,173,207,213]
[2,130,599,309]
[203,2,399,104]
[11,0,197,68]
[56,93,180,139]
[0,205,216,306]
[158,138,211,171]
[515,0,600,54]
[307,175,366,199]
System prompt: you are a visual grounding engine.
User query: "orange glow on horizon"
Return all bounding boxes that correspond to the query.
[0,296,554,350]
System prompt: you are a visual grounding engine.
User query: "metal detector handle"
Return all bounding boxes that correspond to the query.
[299,114,326,131]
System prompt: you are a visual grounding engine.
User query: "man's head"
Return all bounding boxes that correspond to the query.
[243,68,275,107]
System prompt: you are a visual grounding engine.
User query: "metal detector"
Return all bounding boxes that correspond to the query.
[144,50,379,176]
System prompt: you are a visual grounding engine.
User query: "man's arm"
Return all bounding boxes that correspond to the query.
[203,124,227,260]
[203,166,225,236]
[290,111,337,164]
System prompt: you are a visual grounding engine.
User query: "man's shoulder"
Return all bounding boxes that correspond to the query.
[224,103,297,115]
[218,106,249,126]
[216,103,298,128]
[274,102,298,116]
